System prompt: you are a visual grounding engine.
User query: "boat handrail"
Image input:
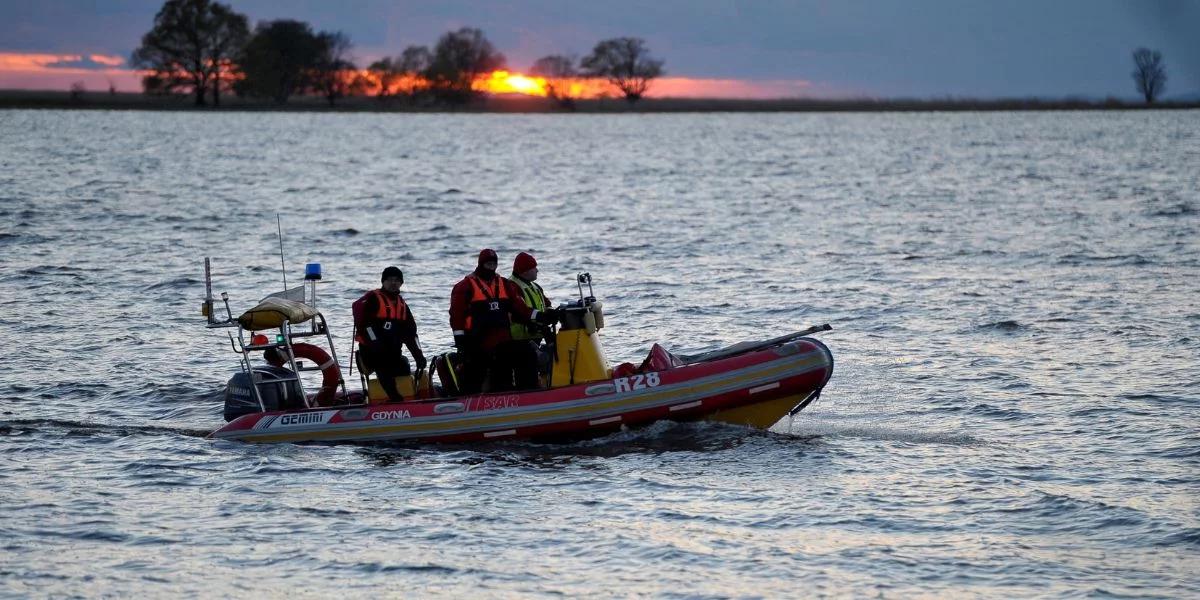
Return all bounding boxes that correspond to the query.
[224,311,351,411]
[276,319,312,408]
[676,324,832,364]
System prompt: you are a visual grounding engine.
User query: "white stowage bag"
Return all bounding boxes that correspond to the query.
[238,298,317,330]
[590,300,605,330]
[582,301,604,333]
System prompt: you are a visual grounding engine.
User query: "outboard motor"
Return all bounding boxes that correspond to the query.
[223,365,305,422]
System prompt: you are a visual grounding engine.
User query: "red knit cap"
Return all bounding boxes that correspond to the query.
[513,252,537,274]
[478,248,498,266]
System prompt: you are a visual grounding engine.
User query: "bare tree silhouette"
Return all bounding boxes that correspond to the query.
[132,0,248,106]
[367,57,401,97]
[1132,48,1167,104]
[311,31,356,106]
[530,54,580,109]
[423,28,505,105]
[368,45,431,100]
[582,38,664,104]
[234,20,323,104]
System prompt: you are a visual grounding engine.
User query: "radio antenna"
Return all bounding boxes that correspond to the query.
[277,213,288,290]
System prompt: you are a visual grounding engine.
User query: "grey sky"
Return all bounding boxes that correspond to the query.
[2,0,1197,97]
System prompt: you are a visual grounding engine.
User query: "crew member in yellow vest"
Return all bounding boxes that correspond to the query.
[509,252,550,341]
[506,252,552,390]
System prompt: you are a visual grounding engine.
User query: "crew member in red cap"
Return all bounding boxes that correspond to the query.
[507,251,553,389]
[449,249,557,393]
[353,266,425,402]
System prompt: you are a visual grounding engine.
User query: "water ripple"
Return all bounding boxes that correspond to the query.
[0,109,1197,597]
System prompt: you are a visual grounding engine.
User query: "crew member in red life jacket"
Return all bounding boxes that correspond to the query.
[449,249,558,393]
[354,266,425,402]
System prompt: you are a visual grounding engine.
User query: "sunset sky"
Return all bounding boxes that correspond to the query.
[1,0,1197,99]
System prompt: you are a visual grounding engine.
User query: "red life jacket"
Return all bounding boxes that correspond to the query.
[372,290,408,321]
[464,274,511,332]
[354,290,408,343]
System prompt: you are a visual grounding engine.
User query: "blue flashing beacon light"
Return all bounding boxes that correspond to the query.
[304,263,323,281]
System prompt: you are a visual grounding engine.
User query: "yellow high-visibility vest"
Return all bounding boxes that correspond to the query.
[509,276,547,340]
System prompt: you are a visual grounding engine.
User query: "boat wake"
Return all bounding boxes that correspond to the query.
[354,420,822,465]
[786,420,983,446]
[542,420,800,455]
[0,418,211,439]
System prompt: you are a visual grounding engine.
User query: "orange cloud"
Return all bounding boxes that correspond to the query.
[0,53,71,70]
[0,52,141,91]
[0,52,127,70]
[88,55,126,67]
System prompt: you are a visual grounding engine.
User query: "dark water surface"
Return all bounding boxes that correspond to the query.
[1,109,1198,597]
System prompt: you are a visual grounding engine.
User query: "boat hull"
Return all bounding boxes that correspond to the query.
[209,337,833,444]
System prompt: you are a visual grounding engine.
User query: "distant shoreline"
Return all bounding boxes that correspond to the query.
[2,89,1197,113]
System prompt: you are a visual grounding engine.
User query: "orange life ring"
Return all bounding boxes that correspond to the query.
[290,343,341,405]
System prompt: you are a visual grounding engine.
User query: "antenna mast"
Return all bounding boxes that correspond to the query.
[276,213,288,290]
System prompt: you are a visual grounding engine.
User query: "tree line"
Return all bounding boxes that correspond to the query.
[132,0,665,107]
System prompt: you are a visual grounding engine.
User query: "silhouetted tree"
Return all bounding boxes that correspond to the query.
[367,57,401,97]
[423,27,505,105]
[1132,47,1167,104]
[234,20,323,104]
[530,54,580,109]
[399,46,434,74]
[69,81,86,102]
[368,45,431,100]
[311,31,356,106]
[397,45,433,101]
[131,0,249,106]
[582,37,664,104]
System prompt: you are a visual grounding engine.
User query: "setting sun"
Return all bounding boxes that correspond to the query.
[474,70,548,96]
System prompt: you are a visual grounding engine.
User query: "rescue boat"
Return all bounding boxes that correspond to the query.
[201,261,833,444]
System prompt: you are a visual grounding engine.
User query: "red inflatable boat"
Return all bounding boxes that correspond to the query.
[203,263,833,444]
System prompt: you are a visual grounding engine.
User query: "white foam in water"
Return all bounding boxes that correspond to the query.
[782,419,983,446]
